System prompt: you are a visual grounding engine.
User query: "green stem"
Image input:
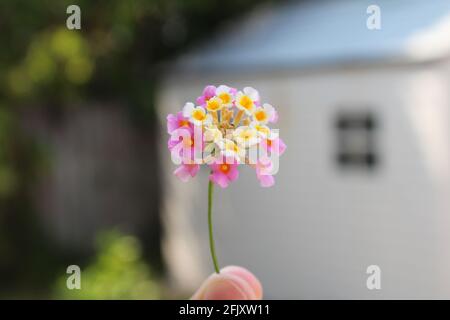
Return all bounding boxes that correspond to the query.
[208,179,220,273]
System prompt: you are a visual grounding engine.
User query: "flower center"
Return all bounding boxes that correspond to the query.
[178,119,189,127]
[220,164,230,173]
[266,139,272,147]
[240,95,253,111]
[255,110,267,122]
[192,109,206,121]
[218,93,231,104]
[206,99,221,111]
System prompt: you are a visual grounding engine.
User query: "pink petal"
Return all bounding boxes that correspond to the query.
[210,172,229,188]
[257,174,275,187]
[209,162,220,172]
[166,114,178,134]
[269,138,286,156]
[203,85,216,100]
[196,96,206,106]
[174,164,200,182]
[278,138,286,156]
[227,166,239,182]
[167,112,191,135]
[269,110,278,123]
[174,165,191,182]
[188,164,200,177]
[197,85,217,105]
[167,138,179,151]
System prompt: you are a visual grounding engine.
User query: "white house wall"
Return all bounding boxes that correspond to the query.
[158,61,450,298]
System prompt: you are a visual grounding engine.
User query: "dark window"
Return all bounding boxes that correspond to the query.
[335,111,378,170]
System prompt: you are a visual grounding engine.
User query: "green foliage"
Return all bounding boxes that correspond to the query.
[7,28,94,100]
[55,231,161,300]
[0,0,269,105]
[0,109,17,198]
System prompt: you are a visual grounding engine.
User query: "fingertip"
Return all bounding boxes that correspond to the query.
[192,266,263,300]
[221,266,263,299]
[202,274,250,300]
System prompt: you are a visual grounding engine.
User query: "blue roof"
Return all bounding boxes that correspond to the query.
[174,0,450,73]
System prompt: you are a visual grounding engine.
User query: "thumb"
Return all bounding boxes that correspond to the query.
[191,266,263,300]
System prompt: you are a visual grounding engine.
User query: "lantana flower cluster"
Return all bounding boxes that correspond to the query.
[166,85,286,188]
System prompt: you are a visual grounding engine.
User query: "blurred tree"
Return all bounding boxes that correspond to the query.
[1,0,271,117]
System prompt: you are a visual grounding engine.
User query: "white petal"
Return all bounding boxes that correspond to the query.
[235,92,244,104]
[216,85,230,94]
[263,103,275,118]
[243,87,259,101]
[195,106,206,112]
[182,102,195,117]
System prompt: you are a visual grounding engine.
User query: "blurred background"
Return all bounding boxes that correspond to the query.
[1,0,450,299]
[0,0,270,299]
